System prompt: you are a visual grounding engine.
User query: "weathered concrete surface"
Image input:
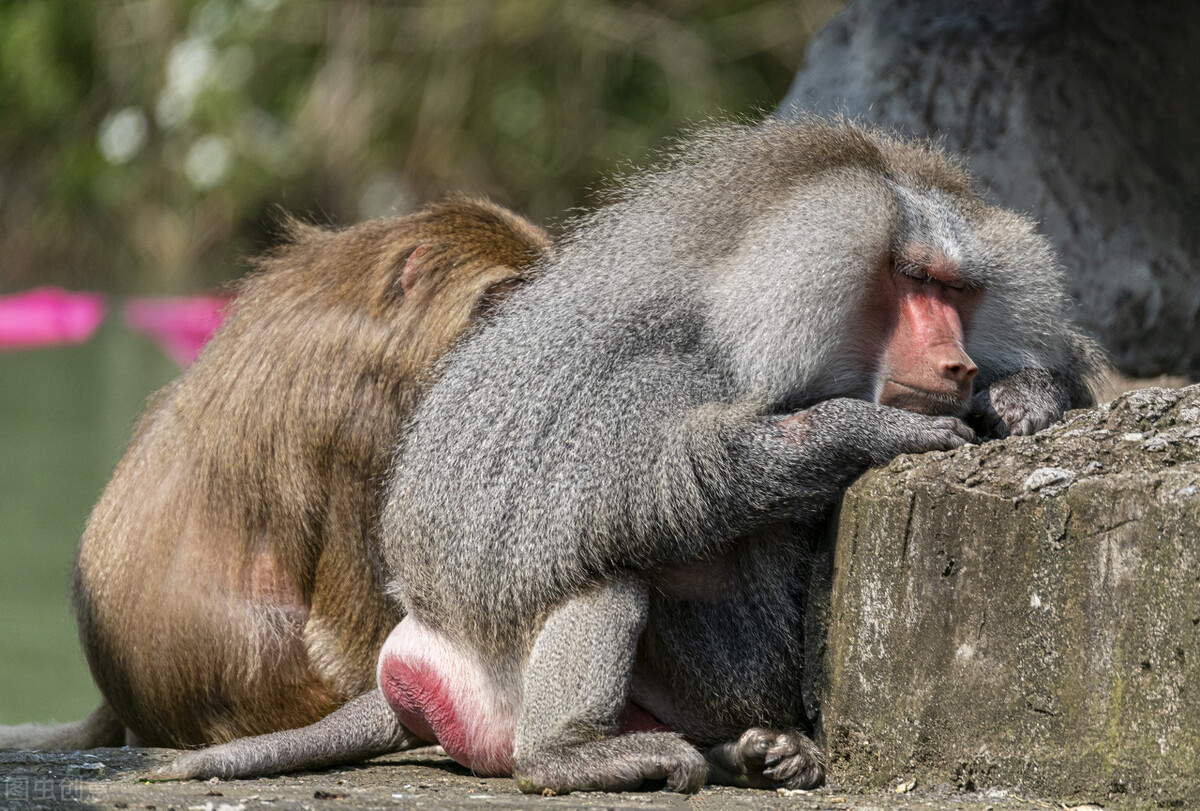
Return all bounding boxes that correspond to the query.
[0,747,1101,810]
[810,385,1200,808]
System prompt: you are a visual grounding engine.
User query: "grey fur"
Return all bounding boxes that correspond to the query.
[971,330,1104,437]
[513,578,706,794]
[153,690,416,780]
[0,703,125,750]
[379,118,1100,794]
[705,727,823,789]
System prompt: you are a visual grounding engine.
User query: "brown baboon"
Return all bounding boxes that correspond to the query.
[0,199,551,758]
[158,119,1101,788]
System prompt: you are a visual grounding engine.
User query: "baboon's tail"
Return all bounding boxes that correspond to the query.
[0,702,125,750]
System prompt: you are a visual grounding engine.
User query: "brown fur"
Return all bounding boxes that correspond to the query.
[59,199,551,748]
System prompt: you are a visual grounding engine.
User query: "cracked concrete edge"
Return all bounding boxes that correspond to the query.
[815,385,1200,808]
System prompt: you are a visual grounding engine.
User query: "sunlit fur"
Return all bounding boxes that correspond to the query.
[380,118,1101,794]
[0,199,551,752]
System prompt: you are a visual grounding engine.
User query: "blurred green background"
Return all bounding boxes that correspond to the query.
[0,0,840,725]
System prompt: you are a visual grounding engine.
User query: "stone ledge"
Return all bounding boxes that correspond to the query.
[0,748,1100,810]
[811,385,1200,808]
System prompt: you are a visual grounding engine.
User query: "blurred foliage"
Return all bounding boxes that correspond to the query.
[0,0,841,293]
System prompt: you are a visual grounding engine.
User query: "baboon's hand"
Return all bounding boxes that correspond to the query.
[786,398,974,466]
[971,369,1067,438]
[875,408,976,457]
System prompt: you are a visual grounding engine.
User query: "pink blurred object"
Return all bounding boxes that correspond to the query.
[0,287,107,349]
[123,295,230,367]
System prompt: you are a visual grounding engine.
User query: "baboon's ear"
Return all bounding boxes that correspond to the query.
[400,244,434,297]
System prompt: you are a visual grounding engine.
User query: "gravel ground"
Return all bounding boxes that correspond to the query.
[0,747,1106,811]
